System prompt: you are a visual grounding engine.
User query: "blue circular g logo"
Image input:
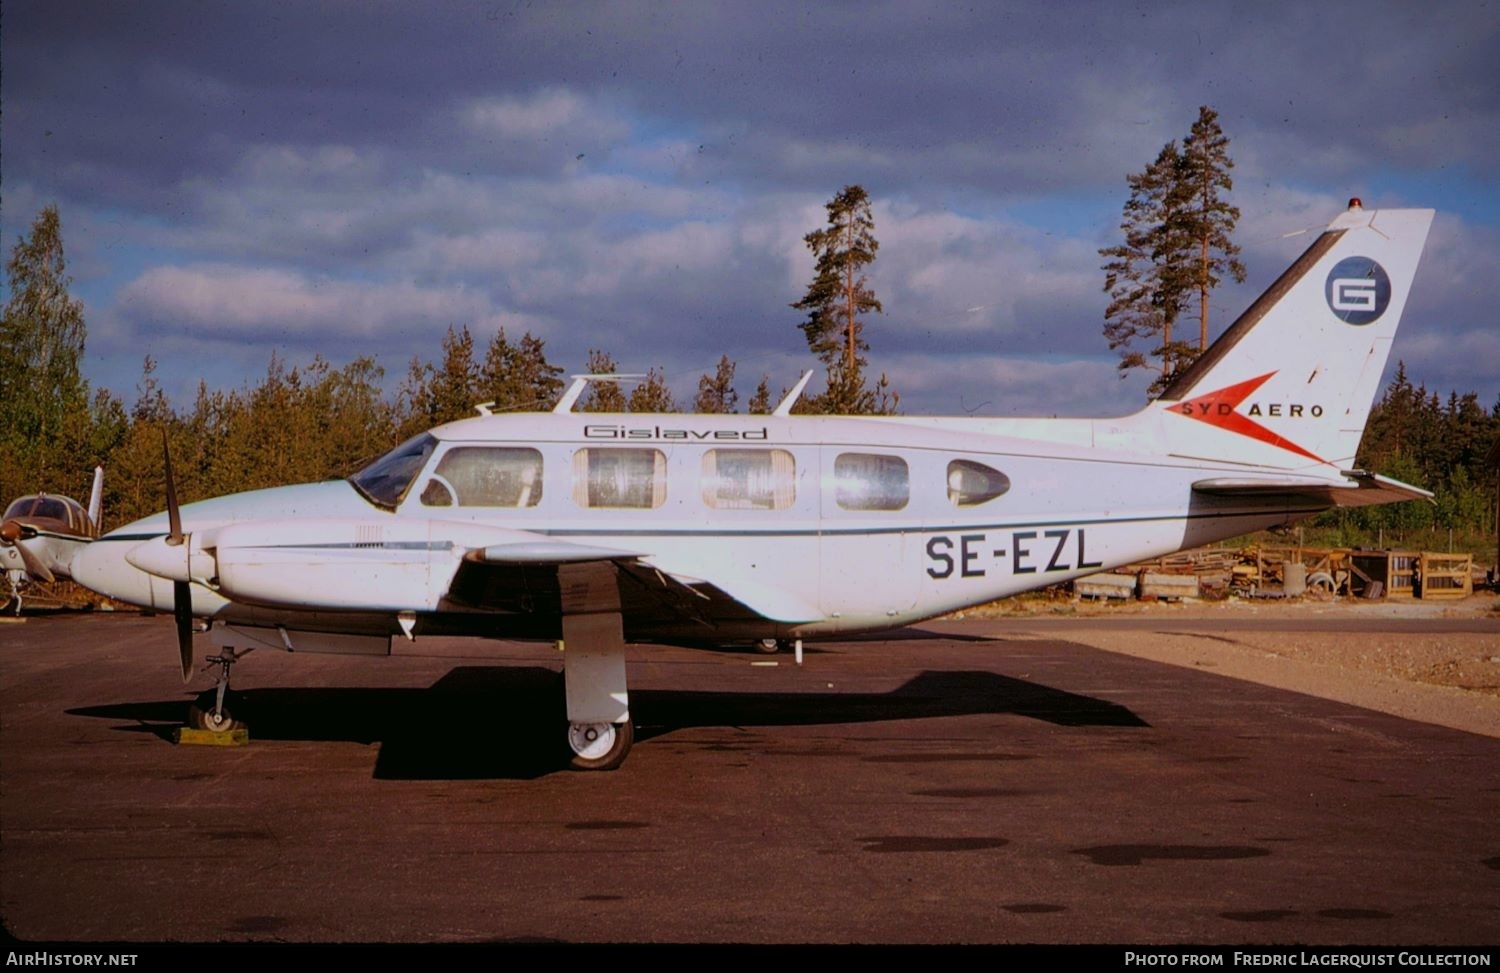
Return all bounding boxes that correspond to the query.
[1325,257,1391,325]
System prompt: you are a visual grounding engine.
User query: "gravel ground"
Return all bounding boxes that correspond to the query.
[959,592,1500,739]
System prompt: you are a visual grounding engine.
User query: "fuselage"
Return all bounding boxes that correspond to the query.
[71,409,1321,644]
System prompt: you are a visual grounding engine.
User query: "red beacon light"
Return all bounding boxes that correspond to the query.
[1348,197,1363,210]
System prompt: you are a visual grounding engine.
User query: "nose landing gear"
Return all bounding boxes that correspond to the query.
[186,647,250,733]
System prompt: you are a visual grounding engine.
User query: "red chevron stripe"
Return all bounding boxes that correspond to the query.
[1170,372,1328,464]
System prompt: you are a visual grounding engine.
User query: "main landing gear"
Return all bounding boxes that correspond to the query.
[559,562,634,771]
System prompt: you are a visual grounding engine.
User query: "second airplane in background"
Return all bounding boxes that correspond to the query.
[2,467,103,613]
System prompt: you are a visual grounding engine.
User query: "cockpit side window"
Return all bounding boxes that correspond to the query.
[349,434,438,510]
[946,460,1011,507]
[834,453,909,511]
[420,447,543,508]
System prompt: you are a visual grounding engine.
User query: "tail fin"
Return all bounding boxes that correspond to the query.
[87,466,104,535]
[1150,203,1433,471]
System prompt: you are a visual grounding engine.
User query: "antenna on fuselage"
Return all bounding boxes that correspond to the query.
[772,371,814,417]
[552,374,646,414]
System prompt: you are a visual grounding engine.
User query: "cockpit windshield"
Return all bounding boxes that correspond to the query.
[3,496,72,523]
[348,434,438,510]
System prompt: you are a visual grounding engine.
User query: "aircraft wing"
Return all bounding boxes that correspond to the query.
[1191,471,1432,509]
[450,538,821,626]
[151,519,819,629]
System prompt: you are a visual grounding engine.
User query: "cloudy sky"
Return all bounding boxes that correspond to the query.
[4,1,1497,418]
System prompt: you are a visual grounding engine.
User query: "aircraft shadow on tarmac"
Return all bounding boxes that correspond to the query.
[67,665,1148,781]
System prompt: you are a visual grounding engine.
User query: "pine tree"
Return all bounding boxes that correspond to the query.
[394,355,435,439]
[1101,107,1242,395]
[1181,106,1246,352]
[1100,142,1194,393]
[747,375,773,415]
[395,326,480,434]
[107,357,177,524]
[480,329,564,411]
[579,349,626,412]
[0,205,90,498]
[694,355,738,413]
[430,325,479,424]
[628,367,677,413]
[792,185,893,414]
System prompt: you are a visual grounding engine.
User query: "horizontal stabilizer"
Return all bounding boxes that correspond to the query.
[1192,471,1432,508]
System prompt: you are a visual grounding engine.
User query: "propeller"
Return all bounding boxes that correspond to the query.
[0,520,54,582]
[161,430,195,683]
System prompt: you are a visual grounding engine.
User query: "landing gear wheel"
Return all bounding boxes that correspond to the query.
[188,690,243,733]
[754,638,781,654]
[565,719,633,771]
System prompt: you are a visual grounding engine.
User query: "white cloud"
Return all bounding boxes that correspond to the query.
[461,88,631,143]
[882,352,1148,418]
[115,264,500,345]
[873,204,1102,343]
[235,144,386,187]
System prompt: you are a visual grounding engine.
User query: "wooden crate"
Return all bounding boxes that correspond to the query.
[1417,553,1473,599]
[1350,551,1420,599]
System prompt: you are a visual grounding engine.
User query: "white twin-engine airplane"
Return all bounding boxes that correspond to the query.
[72,202,1432,770]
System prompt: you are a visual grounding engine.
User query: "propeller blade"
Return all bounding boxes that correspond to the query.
[163,429,183,546]
[14,539,55,583]
[174,580,194,682]
[163,430,194,682]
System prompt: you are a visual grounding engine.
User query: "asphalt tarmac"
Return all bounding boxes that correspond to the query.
[2,613,1497,944]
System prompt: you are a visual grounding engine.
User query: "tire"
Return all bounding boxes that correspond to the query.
[187,691,244,733]
[565,719,633,771]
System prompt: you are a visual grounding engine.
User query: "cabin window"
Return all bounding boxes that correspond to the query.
[701,449,796,510]
[572,448,667,509]
[349,433,438,509]
[420,447,543,508]
[834,453,909,511]
[946,459,1011,507]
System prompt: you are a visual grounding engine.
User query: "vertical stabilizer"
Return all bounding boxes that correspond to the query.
[1151,204,1433,471]
[87,466,104,534]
